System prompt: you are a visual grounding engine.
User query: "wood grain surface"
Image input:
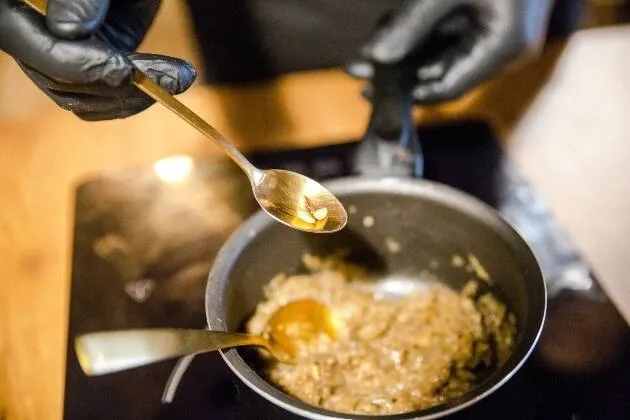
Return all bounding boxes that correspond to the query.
[1,1,630,419]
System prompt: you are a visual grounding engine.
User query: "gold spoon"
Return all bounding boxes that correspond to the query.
[23,0,347,234]
[74,299,336,376]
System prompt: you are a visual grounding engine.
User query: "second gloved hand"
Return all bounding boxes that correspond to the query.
[347,0,557,104]
[0,0,197,121]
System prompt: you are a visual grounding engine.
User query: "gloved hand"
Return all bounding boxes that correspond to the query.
[347,0,557,104]
[0,0,196,120]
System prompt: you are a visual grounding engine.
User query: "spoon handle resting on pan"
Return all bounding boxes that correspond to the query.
[74,329,268,376]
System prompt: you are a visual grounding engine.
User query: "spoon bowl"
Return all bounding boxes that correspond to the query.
[264,298,338,360]
[73,299,335,376]
[253,170,348,233]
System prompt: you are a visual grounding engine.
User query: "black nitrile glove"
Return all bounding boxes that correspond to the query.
[347,0,557,104]
[0,0,196,120]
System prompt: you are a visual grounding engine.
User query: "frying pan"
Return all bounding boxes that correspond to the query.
[204,63,547,419]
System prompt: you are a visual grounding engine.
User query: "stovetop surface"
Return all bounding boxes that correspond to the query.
[64,121,629,419]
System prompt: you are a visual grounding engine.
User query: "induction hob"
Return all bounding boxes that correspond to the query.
[64,121,629,419]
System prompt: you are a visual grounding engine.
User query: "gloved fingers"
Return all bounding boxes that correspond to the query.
[414,59,449,87]
[411,33,508,104]
[346,56,374,79]
[349,51,454,102]
[96,0,160,51]
[345,10,397,79]
[18,53,196,98]
[128,52,197,96]
[364,0,462,64]
[46,0,109,39]
[56,92,153,120]
[48,90,150,114]
[21,62,149,114]
[20,52,196,119]
[1,4,133,87]
[74,108,142,121]
[96,53,197,116]
[347,7,476,81]
[414,31,476,84]
[18,61,121,96]
[356,53,456,105]
[41,0,159,52]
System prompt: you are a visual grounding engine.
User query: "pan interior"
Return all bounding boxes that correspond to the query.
[209,181,545,419]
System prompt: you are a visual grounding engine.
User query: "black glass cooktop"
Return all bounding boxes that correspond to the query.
[64,121,629,419]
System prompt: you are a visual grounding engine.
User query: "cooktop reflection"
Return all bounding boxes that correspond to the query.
[64,121,629,419]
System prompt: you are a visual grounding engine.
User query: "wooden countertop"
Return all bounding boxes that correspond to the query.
[2,22,630,420]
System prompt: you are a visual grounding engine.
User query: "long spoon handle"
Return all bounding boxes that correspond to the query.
[132,72,255,175]
[75,329,267,376]
[23,0,257,177]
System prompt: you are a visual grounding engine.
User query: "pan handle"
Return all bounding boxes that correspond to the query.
[352,63,424,179]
